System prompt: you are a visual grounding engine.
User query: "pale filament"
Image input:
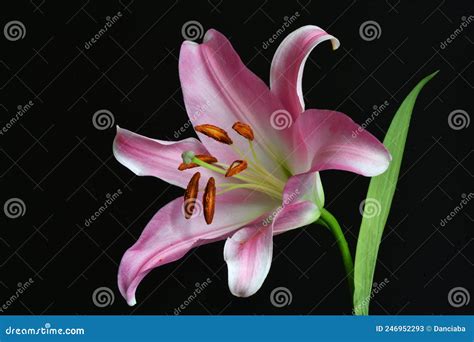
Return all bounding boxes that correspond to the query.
[182,122,288,207]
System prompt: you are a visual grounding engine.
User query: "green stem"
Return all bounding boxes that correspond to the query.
[318,208,354,295]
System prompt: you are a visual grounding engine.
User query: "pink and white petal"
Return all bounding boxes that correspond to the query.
[118,190,276,306]
[224,200,319,297]
[179,29,293,177]
[113,126,221,189]
[270,26,340,116]
[315,173,325,208]
[224,224,273,297]
[283,171,324,209]
[272,201,320,235]
[292,109,391,176]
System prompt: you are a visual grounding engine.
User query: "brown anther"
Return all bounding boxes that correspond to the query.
[225,160,248,177]
[183,172,200,219]
[195,124,233,145]
[178,155,218,171]
[203,177,216,225]
[232,122,254,141]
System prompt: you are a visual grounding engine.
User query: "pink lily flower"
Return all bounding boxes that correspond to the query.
[113,25,391,306]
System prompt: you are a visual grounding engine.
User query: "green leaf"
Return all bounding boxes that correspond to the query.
[353,71,439,315]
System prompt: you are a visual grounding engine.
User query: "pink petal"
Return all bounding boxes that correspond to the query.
[270,26,340,116]
[179,29,293,177]
[223,224,273,297]
[292,109,391,176]
[113,126,219,189]
[224,200,319,297]
[283,171,324,209]
[118,191,276,306]
[272,201,320,235]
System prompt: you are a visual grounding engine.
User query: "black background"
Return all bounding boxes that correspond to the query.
[0,0,473,315]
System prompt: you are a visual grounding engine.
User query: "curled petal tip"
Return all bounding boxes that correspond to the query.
[270,25,341,115]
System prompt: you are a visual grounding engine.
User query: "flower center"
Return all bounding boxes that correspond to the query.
[179,122,287,224]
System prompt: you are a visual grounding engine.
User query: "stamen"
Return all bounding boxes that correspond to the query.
[225,160,248,177]
[232,122,254,141]
[190,155,282,194]
[195,124,233,145]
[217,182,282,199]
[203,177,216,224]
[183,172,200,219]
[180,144,286,201]
[178,154,218,171]
[231,122,286,187]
